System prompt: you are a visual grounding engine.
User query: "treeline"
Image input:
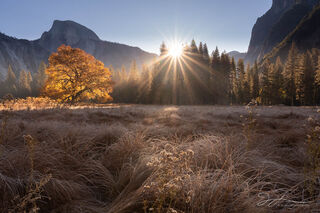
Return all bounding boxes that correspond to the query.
[2,41,320,106]
[112,41,320,105]
[0,62,47,98]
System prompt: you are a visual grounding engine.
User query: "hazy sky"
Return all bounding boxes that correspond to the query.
[0,0,272,54]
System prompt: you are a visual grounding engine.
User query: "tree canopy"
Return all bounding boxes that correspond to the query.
[42,45,113,103]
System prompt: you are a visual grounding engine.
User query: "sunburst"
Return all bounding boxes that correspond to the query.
[168,41,184,59]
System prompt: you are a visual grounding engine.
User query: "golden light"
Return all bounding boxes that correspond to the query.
[168,42,184,58]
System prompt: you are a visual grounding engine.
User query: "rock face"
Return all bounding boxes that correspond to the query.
[245,0,319,63]
[37,20,100,52]
[0,20,157,76]
[263,3,320,62]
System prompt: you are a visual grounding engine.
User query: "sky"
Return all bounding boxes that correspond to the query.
[0,0,272,54]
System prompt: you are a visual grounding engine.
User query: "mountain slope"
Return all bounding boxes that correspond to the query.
[263,3,320,63]
[0,20,157,76]
[0,33,50,77]
[245,0,296,63]
[227,51,246,62]
[245,0,319,63]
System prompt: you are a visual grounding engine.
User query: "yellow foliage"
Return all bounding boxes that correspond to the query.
[42,45,113,103]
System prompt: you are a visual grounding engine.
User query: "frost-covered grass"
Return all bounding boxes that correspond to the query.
[0,103,319,212]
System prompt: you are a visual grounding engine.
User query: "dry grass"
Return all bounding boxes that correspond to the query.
[0,99,320,212]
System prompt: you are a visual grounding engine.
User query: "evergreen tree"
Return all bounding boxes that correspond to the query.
[0,74,4,97]
[251,61,260,101]
[210,47,221,104]
[138,64,152,104]
[230,57,237,104]
[219,52,231,104]
[190,39,198,55]
[269,57,283,104]
[315,56,320,104]
[301,52,315,105]
[160,42,168,56]
[260,61,271,105]
[198,42,204,56]
[211,47,220,72]
[112,68,121,83]
[236,59,245,103]
[109,65,115,80]
[202,43,210,65]
[295,54,305,105]
[125,60,140,103]
[120,65,127,82]
[18,70,31,97]
[129,60,139,82]
[27,71,32,87]
[33,62,47,95]
[283,43,298,105]
[5,65,17,96]
[244,64,252,102]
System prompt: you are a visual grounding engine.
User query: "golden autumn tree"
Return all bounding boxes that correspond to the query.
[42,45,113,103]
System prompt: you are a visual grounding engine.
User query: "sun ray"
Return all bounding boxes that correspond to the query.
[177,57,196,103]
[180,56,209,90]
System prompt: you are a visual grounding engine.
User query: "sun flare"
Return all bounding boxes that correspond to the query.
[168,42,184,58]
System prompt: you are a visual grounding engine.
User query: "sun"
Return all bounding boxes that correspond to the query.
[168,42,184,58]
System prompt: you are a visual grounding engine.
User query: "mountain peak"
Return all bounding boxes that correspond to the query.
[271,0,295,14]
[49,20,100,41]
[38,20,100,52]
[271,0,319,14]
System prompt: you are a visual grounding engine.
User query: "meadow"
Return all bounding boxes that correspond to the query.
[0,99,320,212]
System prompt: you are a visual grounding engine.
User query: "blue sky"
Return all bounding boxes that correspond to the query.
[0,0,271,54]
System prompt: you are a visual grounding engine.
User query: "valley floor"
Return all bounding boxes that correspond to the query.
[0,104,320,212]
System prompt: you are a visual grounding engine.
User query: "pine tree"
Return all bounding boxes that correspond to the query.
[129,60,139,82]
[120,65,127,82]
[210,47,221,104]
[109,65,115,80]
[18,70,31,97]
[198,42,204,56]
[202,43,210,65]
[138,64,152,103]
[230,57,237,104]
[190,39,198,55]
[251,61,260,101]
[219,52,231,104]
[315,56,320,104]
[302,52,315,105]
[0,72,3,82]
[27,71,32,87]
[0,73,4,97]
[295,54,305,105]
[33,62,47,95]
[243,64,251,103]
[211,47,220,72]
[236,59,245,103]
[160,42,168,56]
[261,61,271,105]
[5,65,17,96]
[283,43,298,105]
[269,57,283,104]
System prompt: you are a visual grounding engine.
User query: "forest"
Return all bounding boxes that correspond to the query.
[111,41,320,106]
[1,40,320,106]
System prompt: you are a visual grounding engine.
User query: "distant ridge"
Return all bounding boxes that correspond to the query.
[227,51,247,63]
[0,20,157,75]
